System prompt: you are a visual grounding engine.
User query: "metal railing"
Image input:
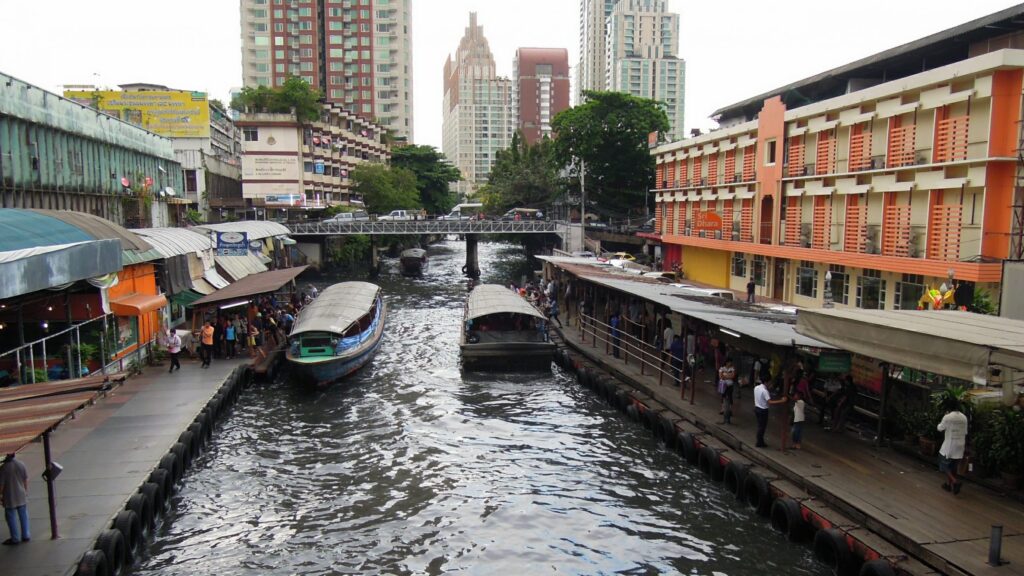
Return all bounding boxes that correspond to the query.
[0,315,111,385]
[287,218,563,236]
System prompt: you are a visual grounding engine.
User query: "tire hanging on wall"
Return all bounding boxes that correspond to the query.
[813,528,855,576]
[677,432,698,464]
[94,528,126,576]
[859,559,896,576]
[139,482,165,520]
[722,461,750,500]
[770,497,808,542]
[124,492,153,538]
[698,446,724,481]
[112,510,141,563]
[743,471,773,517]
[74,549,109,576]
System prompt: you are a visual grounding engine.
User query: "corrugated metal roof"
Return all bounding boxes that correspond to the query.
[466,284,546,322]
[191,266,309,307]
[215,253,269,281]
[0,239,123,300]
[27,210,162,265]
[194,221,292,241]
[0,210,94,251]
[131,227,214,257]
[290,282,380,336]
[192,278,217,295]
[204,268,231,289]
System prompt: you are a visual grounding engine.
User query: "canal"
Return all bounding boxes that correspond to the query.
[131,240,827,575]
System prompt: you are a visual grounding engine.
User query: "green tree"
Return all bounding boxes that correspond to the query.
[390,145,461,215]
[551,90,669,216]
[351,164,420,214]
[230,77,322,122]
[486,132,561,213]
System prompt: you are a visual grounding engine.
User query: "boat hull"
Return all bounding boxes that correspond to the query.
[289,333,384,387]
[460,341,555,371]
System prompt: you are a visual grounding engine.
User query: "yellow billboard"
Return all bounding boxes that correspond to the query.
[63,89,211,138]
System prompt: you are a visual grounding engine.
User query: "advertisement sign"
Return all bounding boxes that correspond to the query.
[216,231,248,257]
[265,194,304,206]
[851,353,884,394]
[63,89,211,138]
[693,211,723,231]
[242,156,300,180]
[314,161,325,175]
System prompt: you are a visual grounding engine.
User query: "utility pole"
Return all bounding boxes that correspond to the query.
[579,158,586,253]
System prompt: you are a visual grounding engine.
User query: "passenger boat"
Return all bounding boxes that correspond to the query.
[460,284,555,370]
[400,248,428,275]
[286,282,386,386]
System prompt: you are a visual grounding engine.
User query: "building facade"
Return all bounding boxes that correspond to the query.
[1,73,184,228]
[237,103,388,219]
[442,13,514,198]
[606,0,685,140]
[577,0,618,103]
[513,48,571,144]
[649,39,1024,310]
[240,0,414,142]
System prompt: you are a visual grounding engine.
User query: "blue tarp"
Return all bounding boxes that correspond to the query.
[0,211,93,251]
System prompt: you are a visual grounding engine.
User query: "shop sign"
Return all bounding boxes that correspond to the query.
[693,211,723,231]
[216,231,248,256]
[817,352,851,374]
[851,353,885,394]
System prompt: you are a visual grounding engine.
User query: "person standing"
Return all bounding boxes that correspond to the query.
[791,391,806,449]
[746,277,756,303]
[937,401,968,495]
[661,317,674,364]
[754,378,786,448]
[718,358,737,424]
[0,453,30,545]
[609,310,621,358]
[548,298,563,328]
[167,329,182,373]
[224,321,236,360]
[200,321,214,369]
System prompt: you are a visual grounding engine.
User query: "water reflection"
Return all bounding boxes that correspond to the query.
[131,240,825,576]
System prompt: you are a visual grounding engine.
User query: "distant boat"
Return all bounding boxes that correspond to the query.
[400,248,428,275]
[460,284,555,370]
[286,282,386,386]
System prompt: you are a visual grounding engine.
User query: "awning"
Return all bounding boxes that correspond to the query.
[215,253,269,282]
[795,309,1024,385]
[192,277,217,295]
[191,265,309,308]
[109,292,168,316]
[203,268,231,289]
[0,239,122,300]
[170,290,205,308]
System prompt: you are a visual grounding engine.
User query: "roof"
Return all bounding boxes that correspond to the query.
[193,221,292,241]
[796,308,1024,385]
[0,211,93,251]
[713,4,1024,122]
[290,282,381,336]
[0,240,123,300]
[0,373,119,454]
[190,265,309,307]
[130,227,214,257]
[26,210,162,265]
[466,284,547,322]
[215,253,269,281]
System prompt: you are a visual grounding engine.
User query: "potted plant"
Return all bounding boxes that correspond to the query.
[987,407,1024,489]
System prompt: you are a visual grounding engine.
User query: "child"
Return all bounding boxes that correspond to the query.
[791,391,806,449]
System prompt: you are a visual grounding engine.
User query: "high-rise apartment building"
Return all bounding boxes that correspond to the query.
[606,0,685,140]
[240,0,414,142]
[442,13,514,197]
[513,48,570,144]
[577,0,618,102]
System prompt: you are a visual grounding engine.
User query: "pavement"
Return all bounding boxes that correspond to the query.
[558,311,1024,576]
[0,354,247,576]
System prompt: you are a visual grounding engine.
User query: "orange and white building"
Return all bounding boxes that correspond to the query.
[648,8,1024,310]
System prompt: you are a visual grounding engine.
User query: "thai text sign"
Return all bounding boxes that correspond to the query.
[693,211,723,231]
[64,90,211,138]
[216,232,248,257]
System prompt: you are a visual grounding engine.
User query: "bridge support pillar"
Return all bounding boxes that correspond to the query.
[368,235,380,277]
[463,234,480,278]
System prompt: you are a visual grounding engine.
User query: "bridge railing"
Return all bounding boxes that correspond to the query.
[287,219,563,236]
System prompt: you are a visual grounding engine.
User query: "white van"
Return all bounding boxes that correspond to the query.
[440,202,483,220]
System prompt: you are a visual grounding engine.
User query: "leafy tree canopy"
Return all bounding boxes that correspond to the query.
[551,90,669,216]
[230,76,322,122]
[485,132,562,214]
[351,164,420,214]
[390,145,461,214]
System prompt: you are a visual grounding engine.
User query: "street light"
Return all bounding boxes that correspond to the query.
[823,270,834,308]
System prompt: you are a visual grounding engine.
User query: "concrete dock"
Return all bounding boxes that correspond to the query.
[0,356,247,576]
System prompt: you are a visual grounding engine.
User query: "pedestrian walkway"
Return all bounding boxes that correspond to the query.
[0,354,247,576]
[558,323,1024,576]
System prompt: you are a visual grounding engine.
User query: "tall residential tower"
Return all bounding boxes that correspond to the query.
[442,13,514,197]
[577,0,618,102]
[513,48,571,144]
[240,0,414,142]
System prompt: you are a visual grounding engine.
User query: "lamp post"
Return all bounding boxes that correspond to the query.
[823,270,834,309]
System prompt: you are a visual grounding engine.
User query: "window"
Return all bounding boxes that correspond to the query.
[752,255,766,286]
[895,274,925,310]
[856,269,886,309]
[796,261,818,298]
[827,264,849,305]
[184,169,198,193]
[243,127,259,141]
[303,162,313,173]
[764,139,777,166]
[731,253,747,278]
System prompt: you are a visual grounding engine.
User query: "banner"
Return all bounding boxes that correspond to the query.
[693,211,723,231]
[216,231,248,257]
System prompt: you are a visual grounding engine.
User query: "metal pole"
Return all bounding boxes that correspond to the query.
[98,317,107,376]
[988,525,1004,566]
[43,431,59,539]
[75,327,82,378]
[29,346,35,384]
[579,158,586,252]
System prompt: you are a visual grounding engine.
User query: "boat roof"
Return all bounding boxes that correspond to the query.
[290,281,381,336]
[466,284,546,322]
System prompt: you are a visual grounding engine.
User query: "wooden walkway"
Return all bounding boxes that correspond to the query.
[557,321,1024,576]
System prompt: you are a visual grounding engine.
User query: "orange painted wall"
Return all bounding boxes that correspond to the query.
[988,69,1023,157]
[107,263,161,359]
[982,161,1015,259]
[756,96,786,199]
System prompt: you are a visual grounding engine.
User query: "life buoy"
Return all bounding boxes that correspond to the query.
[722,461,750,500]
[125,492,153,537]
[94,529,126,576]
[677,432,698,464]
[859,559,896,576]
[698,446,724,481]
[74,549,109,576]
[813,528,854,575]
[112,510,141,561]
[158,452,182,486]
[743,471,773,516]
[770,497,808,542]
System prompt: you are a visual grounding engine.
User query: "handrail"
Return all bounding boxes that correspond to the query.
[576,312,689,395]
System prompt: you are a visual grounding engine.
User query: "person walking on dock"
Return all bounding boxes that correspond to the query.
[167,329,182,373]
[937,400,968,495]
[548,298,563,328]
[746,277,756,303]
[0,453,30,545]
[200,321,214,369]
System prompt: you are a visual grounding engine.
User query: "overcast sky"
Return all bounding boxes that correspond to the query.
[0,0,1019,150]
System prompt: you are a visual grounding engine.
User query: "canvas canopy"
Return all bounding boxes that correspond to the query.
[290,282,380,336]
[190,266,308,307]
[795,308,1024,385]
[466,284,546,322]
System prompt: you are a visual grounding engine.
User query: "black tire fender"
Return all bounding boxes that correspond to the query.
[112,509,141,561]
[744,471,773,516]
[698,446,724,481]
[859,559,896,576]
[124,493,153,537]
[677,432,698,464]
[814,528,854,575]
[722,461,750,500]
[770,497,808,542]
[641,406,659,431]
[625,403,640,422]
[188,422,207,452]
[148,467,174,501]
[139,482,165,519]
[178,431,198,464]
[74,549,109,576]
[170,441,191,473]
[158,452,182,486]
[660,416,678,449]
[94,528,126,576]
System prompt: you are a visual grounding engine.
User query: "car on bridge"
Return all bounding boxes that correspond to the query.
[379,209,413,221]
[328,210,369,222]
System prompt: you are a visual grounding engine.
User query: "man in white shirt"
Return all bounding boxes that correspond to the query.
[166,329,182,373]
[937,402,968,495]
[753,379,785,448]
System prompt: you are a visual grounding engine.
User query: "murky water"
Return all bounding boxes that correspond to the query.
[131,240,826,575]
